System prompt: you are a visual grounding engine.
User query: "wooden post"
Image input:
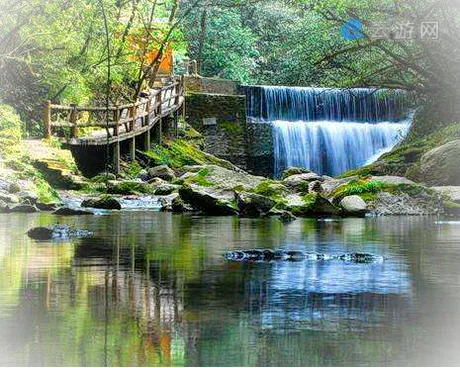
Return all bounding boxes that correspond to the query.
[113,142,120,175]
[145,99,151,127]
[129,105,135,132]
[113,106,119,136]
[44,100,51,139]
[158,89,162,116]
[70,104,78,138]
[129,137,136,161]
[180,76,186,118]
[174,78,180,106]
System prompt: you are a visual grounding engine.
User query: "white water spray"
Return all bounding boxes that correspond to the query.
[244,86,412,176]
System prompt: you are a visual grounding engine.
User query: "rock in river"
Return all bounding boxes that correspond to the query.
[147,164,176,182]
[235,191,276,218]
[27,225,93,240]
[53,207,93,216]
[81,197,121,210]
[9,204,39,213]
[339,195,367,216]
[179,185,238,215]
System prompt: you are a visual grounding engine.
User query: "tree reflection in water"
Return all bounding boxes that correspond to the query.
[1,213,460,366]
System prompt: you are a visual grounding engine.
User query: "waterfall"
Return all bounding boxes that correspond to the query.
[244,85,412,177]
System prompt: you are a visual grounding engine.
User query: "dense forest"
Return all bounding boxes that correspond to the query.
[1,0,459,137]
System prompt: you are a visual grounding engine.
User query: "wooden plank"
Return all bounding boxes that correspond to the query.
[44,100,51,139]
[51,81,184,146]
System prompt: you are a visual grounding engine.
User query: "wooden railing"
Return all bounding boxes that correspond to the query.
[44,76,185,144]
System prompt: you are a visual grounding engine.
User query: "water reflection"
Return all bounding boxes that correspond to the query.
[1,214,460,366]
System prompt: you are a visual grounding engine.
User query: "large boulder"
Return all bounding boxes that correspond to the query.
[339,195,367,216]
[285,193,340,217]
[281,166,311,179]
[147,165,176,181]
[194,165,264,190]
[107,180,155,195]
[419,140,460,186]
[81,197,121,210]
[367,192,441,216]
[283,173,324,190]
[53,207,93,216]
[321,176,359,196]
[9,204,39,213]
[27,225,93,241]
[154,183,180,195]
[36,202,59,211]
[179,185,238,215]
[235,192,276,218]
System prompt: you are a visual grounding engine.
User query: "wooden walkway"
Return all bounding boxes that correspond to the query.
[44,77,185,173]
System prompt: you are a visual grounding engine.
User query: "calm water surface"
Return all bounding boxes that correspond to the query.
[1,212,460,366]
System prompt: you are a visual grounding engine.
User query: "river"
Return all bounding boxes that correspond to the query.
[1,212,460,366]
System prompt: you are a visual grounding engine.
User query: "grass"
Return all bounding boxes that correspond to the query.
[107,181,155,195]
[253,180,287,202]
[184,168,214,187]
[143,139,236,170]
[333,180,385,199]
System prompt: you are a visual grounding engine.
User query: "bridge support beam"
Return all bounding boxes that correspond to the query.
[143,130,151,151]
[112,142,120,175]
[158,119,163,145]
[129,137,136,161]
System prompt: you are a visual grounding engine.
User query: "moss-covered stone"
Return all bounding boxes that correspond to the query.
[142,139,241,171]
[281,166,311,179]
[183,168,215,187]
[107,181,155,195]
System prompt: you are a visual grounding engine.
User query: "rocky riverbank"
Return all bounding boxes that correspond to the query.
[1,120,458,219]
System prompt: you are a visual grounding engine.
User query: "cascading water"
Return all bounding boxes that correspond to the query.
[244,86,412,177]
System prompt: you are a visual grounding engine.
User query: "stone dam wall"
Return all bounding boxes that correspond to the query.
[185,76,273,176]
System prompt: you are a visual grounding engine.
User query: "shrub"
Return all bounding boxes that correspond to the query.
[334,180,385,199]
[0,104,23,155]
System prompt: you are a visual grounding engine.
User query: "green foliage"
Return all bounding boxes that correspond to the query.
[184,168,214,187]
[123,161,143,180]
[288,194,318,217]
[144,139,236,170]
[334,180,385,198]
[301,193,318,208]
[107,181,155,195]
[253,180,287,201]
[0,104,23,155]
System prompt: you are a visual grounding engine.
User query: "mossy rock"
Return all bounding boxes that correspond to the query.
[253,180,288,200]
[183,168,215,187]
[81,196,121,210]
[90,173,117,183]
[107,181,155,195]
[281,166,312,179]
[285,193,339,217]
